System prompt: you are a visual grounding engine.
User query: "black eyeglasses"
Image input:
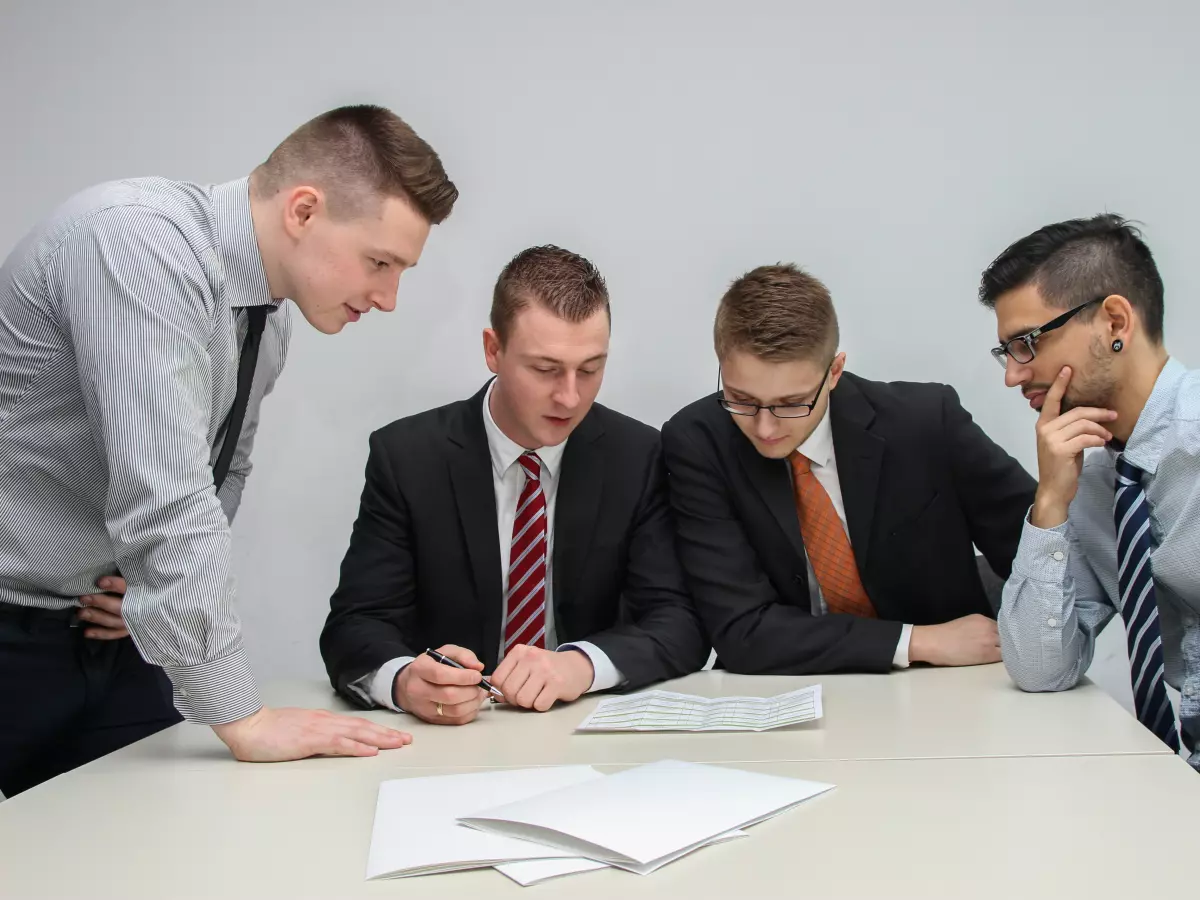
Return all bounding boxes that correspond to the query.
[717,364,832,419]
[990,296,1105,368]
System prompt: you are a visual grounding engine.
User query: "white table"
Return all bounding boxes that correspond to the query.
[1,666,1186,898]
[1,754,1195,899]
[80,665,1169,777]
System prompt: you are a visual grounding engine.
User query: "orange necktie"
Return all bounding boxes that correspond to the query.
[789,451,877,618]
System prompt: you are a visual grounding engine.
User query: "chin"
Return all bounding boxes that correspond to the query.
[752,438,796,459]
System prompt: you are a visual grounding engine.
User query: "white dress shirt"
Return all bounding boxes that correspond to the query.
[361,379,624,711]
[794,406,913,667]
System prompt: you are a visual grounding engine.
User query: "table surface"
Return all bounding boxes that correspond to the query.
[1,665,1184,898]
[78,665,1168,778]
[2,753,1195,899]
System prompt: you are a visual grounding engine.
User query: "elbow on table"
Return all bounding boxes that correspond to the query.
[1003,654,1083,694]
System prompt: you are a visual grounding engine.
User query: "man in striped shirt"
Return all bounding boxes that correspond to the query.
[0,105,458,795]
[983,214,1199,767]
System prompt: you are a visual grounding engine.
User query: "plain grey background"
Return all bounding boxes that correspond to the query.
[2,0,1197,715]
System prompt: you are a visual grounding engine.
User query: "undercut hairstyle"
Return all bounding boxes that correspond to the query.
[491,246,610,345]
[251,104,458,224]
[714,264,839,362]
[978,214,1164,343]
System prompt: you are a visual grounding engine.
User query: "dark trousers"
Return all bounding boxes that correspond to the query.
[0,603,182,797]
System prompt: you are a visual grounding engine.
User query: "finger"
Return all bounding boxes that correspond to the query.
[1054,419,1113,445]
[318,735,380,758]
[427,684,488,707]
[532,684,558,712]
[436,644,484,671]
[85,627,130,640]
[79,607,125,629]
[91,594,124,615]
[490,648,524,686]
[1053,407,1119,428]
[1039,366,1071,422]
[413,655,483,687]
[438,698,484,723]
[514,672,547,709]
[329,715,413,748]
[493,661,531,700]
[97,576,127,595]
[1062,435,1109,456]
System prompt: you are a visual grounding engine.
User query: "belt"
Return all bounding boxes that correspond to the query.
[0,601,81,630]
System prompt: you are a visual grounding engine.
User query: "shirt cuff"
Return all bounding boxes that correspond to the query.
[1012,510,1072,583]
[892,624,913,668]
[557,641,625,692]
[353,656,415,712]
[162,647,262,725]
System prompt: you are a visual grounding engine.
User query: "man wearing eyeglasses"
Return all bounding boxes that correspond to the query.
[981,214,1199,767]
[662,264,1035,675]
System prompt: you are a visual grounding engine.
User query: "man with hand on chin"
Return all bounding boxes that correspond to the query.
[319,245,708,723]
[982,214,1199,766]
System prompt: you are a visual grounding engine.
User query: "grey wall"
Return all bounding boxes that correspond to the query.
[3,0,1198,712]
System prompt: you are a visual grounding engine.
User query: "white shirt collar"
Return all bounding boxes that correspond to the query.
[482,378,568,479]
[794,403,835,469]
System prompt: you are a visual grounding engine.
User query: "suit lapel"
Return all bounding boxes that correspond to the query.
[552,411,604,633]
[733,425,806,561]
[446,383,503,670]
[829,377,884,576]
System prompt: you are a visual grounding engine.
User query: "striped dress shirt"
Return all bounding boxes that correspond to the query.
[0,176,290,724]
[999,357,1200,769]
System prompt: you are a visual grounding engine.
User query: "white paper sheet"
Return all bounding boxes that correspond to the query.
[575,685,823,732]
[493,856,610,886]
[493,829,749,886]
[461,759,835,875]
[365,766,605,879]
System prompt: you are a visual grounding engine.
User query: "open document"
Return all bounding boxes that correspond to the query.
[575,684,822,732]
[366,766,604,879]
[460,759,835,875]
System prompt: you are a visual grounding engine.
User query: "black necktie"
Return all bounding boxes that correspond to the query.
[213,305,269,493]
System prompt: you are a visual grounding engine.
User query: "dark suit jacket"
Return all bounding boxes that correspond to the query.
[320,382,709,706]
[661,372,1036,675]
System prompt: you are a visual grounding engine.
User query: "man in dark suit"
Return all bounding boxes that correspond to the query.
[663,264,1036,675]
[321,246,708,724]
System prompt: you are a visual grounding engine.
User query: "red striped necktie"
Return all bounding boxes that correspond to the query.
[504,452,548,652]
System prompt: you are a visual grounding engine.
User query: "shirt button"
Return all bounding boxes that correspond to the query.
[1052,551,1065,562]
[1047,618,1058,628]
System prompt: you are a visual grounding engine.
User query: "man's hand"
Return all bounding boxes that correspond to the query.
[212,706,413,761]
[79,575,129,640]
[393,644,487,726]
[1031,366,1116,529]
[909,614,1002,667]
[490,645,594,712]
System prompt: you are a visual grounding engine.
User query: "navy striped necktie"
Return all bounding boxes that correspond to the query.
[1113,454,1181,751]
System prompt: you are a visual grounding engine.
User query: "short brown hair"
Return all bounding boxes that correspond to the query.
[251,104,458,224]
[714,264,839,362]
[491,246,610,345]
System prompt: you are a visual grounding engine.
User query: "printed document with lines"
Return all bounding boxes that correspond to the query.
[575,685,822,732]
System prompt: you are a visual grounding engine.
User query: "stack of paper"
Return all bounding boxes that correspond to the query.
[365,766,605,879]
[493,830,748,886]
[460,759,835,875]
[366,760,835,883]
[575,684,823,732]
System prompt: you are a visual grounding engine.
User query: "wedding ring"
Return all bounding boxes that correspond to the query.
[435,702,444,717]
